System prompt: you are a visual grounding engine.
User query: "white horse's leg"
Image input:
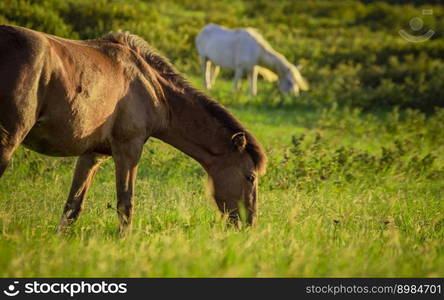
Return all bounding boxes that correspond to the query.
[233,67,243,92]
[210,64,220,88]
[248,67,258,96]
[206,60,214,89]
[200,56,211,90]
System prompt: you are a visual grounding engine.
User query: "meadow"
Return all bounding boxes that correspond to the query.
[0,0,443,277]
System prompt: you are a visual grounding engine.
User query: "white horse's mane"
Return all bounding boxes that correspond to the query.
[241,28,308,90]
[241,28,274,52]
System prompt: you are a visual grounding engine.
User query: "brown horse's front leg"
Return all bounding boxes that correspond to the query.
[112,140,143,236]
[57,153,107,232]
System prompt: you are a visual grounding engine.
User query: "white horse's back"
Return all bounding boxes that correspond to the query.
[196,24,261,70]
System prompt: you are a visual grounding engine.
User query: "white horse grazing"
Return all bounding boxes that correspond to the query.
[195,24,309,96]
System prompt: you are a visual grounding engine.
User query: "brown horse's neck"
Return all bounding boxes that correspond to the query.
[153,89,231,170]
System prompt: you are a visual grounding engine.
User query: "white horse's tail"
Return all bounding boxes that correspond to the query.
[256,66,278,82]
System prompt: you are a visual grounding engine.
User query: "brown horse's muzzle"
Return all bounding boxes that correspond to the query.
[227,205,256,227]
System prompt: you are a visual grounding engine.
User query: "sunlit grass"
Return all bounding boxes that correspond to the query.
[1,80,443,276]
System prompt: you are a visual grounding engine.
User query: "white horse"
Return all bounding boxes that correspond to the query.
[195,24,309,96]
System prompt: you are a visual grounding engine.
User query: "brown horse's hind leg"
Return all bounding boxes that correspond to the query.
[0,126,29,178]
[57,153,108,232]
[112,140,144,236]
[0,141,10,177]
[0,150,10,178]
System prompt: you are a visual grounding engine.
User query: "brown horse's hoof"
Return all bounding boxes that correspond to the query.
[118,225,131,238]
[56,224,69,234]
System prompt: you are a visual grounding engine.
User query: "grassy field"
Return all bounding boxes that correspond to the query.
[1,77,443,277]
[0,0,444,277]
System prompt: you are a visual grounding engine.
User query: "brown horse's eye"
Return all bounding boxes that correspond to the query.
[245,174,255,183]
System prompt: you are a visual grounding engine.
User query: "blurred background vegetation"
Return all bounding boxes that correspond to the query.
[0,0,443,111]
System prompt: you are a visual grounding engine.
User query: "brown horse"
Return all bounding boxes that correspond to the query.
[0,25,267,233]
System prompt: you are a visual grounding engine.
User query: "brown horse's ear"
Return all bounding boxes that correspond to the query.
[232,132,247,152]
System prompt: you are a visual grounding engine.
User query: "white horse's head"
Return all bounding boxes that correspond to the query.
[278,64,309,95]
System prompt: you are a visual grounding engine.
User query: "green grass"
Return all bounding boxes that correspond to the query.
[0,77,443,277]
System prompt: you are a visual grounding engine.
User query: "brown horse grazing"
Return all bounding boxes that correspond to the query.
[0,25,267,233]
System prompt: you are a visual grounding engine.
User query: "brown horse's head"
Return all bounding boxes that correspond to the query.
[207,132,266,226]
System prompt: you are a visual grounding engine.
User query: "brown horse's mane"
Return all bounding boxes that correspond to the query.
[99,31,267,174]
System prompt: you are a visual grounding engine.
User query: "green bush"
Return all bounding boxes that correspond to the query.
[0,0,443,111]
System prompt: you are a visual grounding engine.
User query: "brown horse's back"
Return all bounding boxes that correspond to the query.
[0,25,135,157]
